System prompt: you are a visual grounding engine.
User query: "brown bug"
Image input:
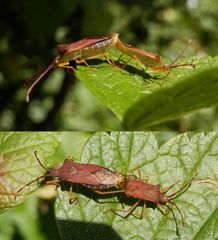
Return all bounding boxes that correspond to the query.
[95,169,198,226]
[25,34,119,102]
[15,151,124,202]
[25,33,194,102]
[115,38,195,72]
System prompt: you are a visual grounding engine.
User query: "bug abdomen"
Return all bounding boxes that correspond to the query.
[80,37,116,58]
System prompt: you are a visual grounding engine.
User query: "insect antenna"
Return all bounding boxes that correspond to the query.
[168,200,184,226]
[15,175,47,199]
[160,173,198,227]
[162,204,179,235]
[166,39,195,69]
[167,172,198,199]
[14,151,49,200]
[25,58,58,103]
[23,65,51,90]
[161,180,180,194]
[34,150,48,171]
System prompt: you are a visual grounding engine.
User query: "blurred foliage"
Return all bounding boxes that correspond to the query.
[1,0,218,131]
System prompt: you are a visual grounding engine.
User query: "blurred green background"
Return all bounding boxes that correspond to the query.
[1,0,218,131]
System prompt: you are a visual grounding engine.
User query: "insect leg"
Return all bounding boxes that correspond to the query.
[77,53,116,67]
[119,55,133,69]
[75,58,94,72]
[58,62,76,72]
[123,199,141,218]
[45,179,61,198]
[68,184,78,204]
[137,168,149,182]
[128,168,149,182]
[124,54,144,70]
[108,199,142,218]
[45,179,60,187]
[140,201,147,219]
[94,189,126,195]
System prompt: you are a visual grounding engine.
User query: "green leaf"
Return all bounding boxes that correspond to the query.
[75,51,146,120]
[124,58,218,130]
[0,132,59,209]
[55,132,218,240]
[76,52,218,128]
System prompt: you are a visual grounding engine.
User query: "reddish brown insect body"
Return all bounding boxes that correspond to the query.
[115,38,195,72]
[93,170,197,226]
[25,33,194,102]
[49,157,124,190]
[120,176,167,203]
[15,151,124,200]
[25,34,119,102]
[115,173,198,225]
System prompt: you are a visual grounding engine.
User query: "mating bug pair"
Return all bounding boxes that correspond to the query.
[15,151,197,226]
[25,33,195,102]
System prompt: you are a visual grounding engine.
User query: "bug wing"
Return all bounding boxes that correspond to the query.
[124,177,161,203]
[57,159,117,186]
[57,34,117,55]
